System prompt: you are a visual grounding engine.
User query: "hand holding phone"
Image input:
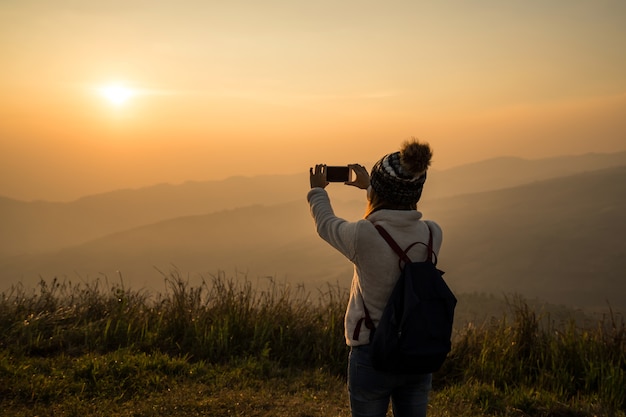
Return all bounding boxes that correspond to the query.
[310,164,329,188]
[310,164,369,189]
[347,164,371,189]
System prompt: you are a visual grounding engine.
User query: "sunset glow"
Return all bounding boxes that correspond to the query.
[0,1,625,201]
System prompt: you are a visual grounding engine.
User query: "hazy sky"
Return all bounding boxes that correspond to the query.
[1,0,625,201]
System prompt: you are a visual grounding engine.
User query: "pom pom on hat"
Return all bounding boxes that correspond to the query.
[400,140,432,176]
[370,139,432,206]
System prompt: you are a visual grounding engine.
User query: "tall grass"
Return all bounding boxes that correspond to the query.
[1,273,625,414]
[443,295,626,412]
[0,271,348,373]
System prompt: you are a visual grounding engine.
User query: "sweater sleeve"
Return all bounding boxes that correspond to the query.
[307,187,360,261]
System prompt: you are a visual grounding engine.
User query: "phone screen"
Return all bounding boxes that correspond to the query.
[326,166,350,182]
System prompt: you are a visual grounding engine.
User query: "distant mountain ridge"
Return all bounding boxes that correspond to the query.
[2,163,625,311]
[2,151,625,259]
[423,150,626,199]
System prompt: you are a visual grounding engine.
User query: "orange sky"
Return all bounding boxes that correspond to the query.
[1,0,625,201]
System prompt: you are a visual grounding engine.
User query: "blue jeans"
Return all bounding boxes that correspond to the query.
[348,345,432,417]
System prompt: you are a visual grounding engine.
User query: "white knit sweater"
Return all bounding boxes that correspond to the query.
[307,187,443,346]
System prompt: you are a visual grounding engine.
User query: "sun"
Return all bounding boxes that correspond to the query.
[98,84,135,106]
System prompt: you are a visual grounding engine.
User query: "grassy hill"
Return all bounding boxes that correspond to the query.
[1,274,624,416]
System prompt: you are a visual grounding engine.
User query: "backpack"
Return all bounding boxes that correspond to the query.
[354,222,457,374]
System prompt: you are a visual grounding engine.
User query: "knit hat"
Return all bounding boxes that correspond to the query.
[369,140,432,206]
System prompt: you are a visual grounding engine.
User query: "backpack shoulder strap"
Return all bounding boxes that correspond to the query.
[423,222,434,263]
[374,224,412,263]
[375,223,435,264]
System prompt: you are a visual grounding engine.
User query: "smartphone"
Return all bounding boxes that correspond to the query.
[326,166,350,182]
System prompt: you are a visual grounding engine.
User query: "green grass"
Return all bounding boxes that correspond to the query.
[1,272,624,416]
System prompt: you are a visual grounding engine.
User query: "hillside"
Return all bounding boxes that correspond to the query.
[0,175,307,257]
[2,165,625,310]
[2,151,625,259]
[429,165,626,309]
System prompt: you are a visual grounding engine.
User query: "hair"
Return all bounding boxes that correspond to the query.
[364,138,432,218]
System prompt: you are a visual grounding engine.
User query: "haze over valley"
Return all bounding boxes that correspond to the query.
[2,151,625,312]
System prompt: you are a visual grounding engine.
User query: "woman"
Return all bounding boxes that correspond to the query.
[307,139,442,417]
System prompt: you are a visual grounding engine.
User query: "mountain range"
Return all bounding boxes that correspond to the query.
[1,151,625,311]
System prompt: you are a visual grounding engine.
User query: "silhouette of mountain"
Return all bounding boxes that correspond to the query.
[2,151,625,259]
[423,150,626,199]
[2,164,625,310]
[0,175,306,257]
